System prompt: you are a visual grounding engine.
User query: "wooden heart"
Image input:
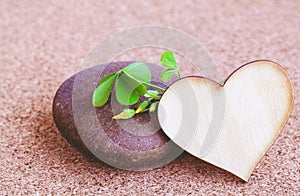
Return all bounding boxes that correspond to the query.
[157,60,293,181]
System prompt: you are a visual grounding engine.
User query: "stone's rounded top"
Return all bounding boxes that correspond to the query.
[52,62,183,170]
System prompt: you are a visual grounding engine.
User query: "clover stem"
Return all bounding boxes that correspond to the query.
[143,82,165,91]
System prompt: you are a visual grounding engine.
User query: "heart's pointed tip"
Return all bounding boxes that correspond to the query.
[238,174,250,182]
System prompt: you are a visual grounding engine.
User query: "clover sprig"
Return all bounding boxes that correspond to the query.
[92,51,181,119]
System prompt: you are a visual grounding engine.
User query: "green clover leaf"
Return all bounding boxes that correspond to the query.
[160,51,178,69]
[92,73,117,107]
[160,51,180,82]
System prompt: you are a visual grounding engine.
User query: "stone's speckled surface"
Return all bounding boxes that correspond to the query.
[53,62,182,169]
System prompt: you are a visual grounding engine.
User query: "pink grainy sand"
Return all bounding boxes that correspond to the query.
[0,0,299,195]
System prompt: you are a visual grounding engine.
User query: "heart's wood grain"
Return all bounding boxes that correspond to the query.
[157,60,294,181]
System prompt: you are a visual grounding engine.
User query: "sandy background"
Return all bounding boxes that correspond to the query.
[0,0,299,195]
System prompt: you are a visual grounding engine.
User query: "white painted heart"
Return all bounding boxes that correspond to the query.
[157,60,293,181]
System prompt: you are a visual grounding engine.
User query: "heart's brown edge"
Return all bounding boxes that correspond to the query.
[158,60,294,182]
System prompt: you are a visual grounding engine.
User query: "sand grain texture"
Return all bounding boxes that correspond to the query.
[0,0,299,195]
